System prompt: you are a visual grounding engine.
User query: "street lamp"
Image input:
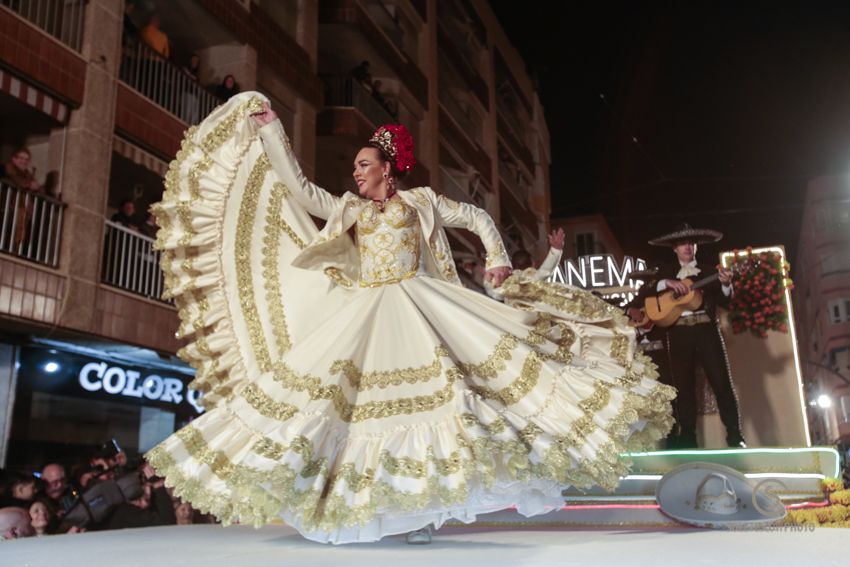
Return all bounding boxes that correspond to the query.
[817,394,833,409]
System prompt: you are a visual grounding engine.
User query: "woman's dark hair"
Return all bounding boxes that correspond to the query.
[366,143,408,181]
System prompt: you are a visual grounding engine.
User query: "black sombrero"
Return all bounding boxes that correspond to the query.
[648,223,723,247]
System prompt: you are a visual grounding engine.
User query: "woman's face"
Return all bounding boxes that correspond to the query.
[29,501,49,530]
[352,147,390,198]
[10,151,30,172]
[224,76,234,88]
[175,502,193,523]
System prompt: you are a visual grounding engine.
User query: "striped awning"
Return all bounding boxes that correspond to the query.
[112,136,170,177]
[0,69,69,122]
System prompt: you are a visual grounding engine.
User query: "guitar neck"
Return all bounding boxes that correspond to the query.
[691,273,720,291]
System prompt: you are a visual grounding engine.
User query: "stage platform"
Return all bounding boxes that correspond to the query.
[2,447,843,566]
[477,446,843,528]
[1,522,843,567]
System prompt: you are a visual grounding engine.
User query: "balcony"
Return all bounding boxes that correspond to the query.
[439,166,486,209]
[0,182,64,268]
[322,75,396,130]
[498,175,538,238]
[320,0,428,109]
[439,87,483,148]
[101,220,168,305]
[436,25,488,109]
[120,33,223,125]
[497,110,535,174]
[1,0,86,51]
[438,107,491,186]
[499,169,530,204]
[363,0,404,54]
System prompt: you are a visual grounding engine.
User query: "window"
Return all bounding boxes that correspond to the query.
[575,232,596,256]
[814,207,850,234]
[821,250,850,275]
[841,396,850,423]
[827,299,850,324]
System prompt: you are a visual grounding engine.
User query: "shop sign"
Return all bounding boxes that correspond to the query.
[78,362,204,413]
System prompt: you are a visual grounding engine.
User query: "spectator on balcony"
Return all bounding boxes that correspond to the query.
[124,0,139,36]
[3,148,40,191]
[213,75,240,101]
[0,506,34,540]
[2,148,43,250]
[139,212,158,239]
[111,200,139,232]
[349,60,373,88]
[182,53,201,82]
[180,53,202,123]
[140,12,170,59]
[370,80,397,120]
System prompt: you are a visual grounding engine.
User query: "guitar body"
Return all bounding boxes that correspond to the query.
[644,278,705,327]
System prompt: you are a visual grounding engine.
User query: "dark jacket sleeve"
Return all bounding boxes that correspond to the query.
[103,487,176,530]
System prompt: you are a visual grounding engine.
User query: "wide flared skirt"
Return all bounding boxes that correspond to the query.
[148,275,674,543]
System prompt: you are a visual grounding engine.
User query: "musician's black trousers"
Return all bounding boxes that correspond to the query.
[666,321,744,448]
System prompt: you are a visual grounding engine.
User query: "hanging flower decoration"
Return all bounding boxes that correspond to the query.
[727,247,793,338]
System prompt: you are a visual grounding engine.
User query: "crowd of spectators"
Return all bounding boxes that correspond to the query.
[124,0,242,118]
[0,441,213,541]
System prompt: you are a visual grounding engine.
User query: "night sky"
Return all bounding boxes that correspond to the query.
[491,2,850,265]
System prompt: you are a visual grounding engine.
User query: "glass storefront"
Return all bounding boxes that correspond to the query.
[7,344,202,471]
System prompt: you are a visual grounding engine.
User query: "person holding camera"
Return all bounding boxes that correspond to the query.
[99,462,176,531]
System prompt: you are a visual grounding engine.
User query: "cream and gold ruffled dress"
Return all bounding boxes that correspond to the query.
[147,93,674,544]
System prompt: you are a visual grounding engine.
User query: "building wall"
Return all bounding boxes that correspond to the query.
[0,1,320,355]
[1,0,551,354]
[551,214,626,262]
[794,175,850,443]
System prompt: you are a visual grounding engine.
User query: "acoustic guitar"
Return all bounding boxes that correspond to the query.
[644,262,751,327]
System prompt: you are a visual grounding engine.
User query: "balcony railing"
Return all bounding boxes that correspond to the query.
[497,97,530,147]
[102,220,168,304]
[0,182,64,267]
[439,166,486,209]
[499,170,530,203]
[120,34,223,124]
[322,75,395,128]
[2,0,86,51]
[439,88,483,146]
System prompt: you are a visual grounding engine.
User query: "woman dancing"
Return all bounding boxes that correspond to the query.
[147,93,674,544]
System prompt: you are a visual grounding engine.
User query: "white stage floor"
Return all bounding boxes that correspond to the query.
[0,523,843,567]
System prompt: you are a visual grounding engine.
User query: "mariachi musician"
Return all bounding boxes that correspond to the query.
[645,223,745,449]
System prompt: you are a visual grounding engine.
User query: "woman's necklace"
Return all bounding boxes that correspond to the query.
[372,190,396,212]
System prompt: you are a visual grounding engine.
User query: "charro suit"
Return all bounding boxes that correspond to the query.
[650,262,744,448]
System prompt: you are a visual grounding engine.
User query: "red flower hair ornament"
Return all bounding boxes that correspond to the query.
[369,124,416,173]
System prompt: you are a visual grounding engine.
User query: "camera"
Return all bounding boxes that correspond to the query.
[63,472,144,528]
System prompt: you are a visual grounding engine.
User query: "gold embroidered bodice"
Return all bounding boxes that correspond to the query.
[356,198,421,287]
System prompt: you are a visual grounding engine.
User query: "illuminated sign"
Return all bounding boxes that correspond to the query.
[78,362,204,413]
[550,255,647,288]
[549,255,648,307]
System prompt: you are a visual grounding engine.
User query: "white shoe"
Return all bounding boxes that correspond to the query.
[405,526,432,545]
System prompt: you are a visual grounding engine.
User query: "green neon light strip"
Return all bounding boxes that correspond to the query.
[622,447,841,477]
